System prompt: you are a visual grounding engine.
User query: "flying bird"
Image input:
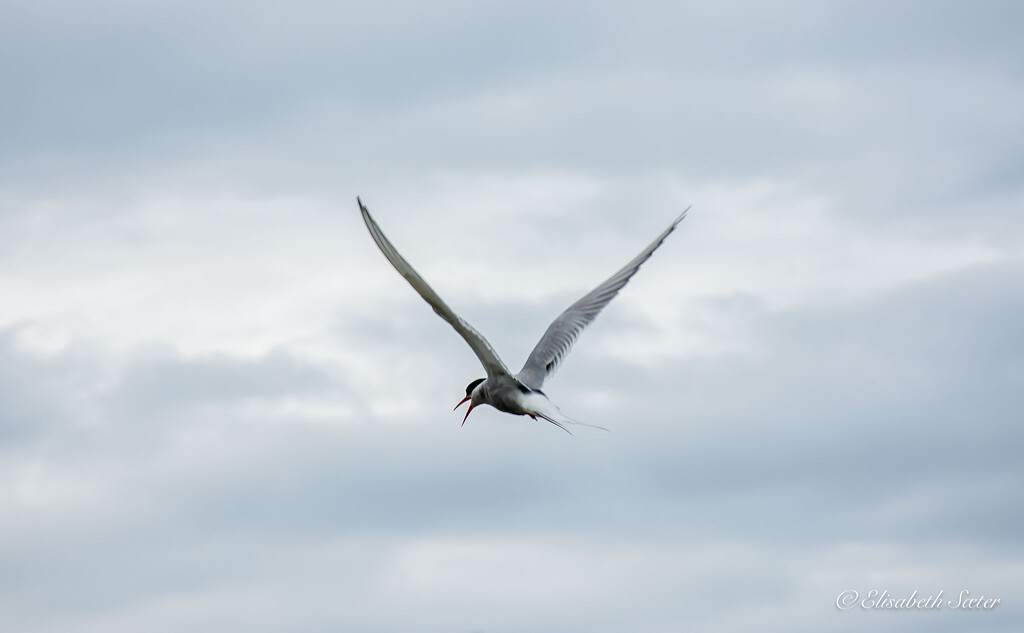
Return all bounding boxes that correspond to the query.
[358,197,689,433]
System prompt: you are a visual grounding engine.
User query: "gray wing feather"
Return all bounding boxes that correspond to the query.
[358,198,511,379]
[516,207,690,389]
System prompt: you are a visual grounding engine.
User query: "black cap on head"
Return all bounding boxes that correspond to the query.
[465,378,485,396]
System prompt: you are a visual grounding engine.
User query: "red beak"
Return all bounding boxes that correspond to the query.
[454,396,476,426]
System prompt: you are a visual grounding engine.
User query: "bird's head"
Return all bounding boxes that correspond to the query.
[454,377,485,425]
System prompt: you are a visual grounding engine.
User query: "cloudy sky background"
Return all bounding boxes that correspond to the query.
[2,1,1022,631]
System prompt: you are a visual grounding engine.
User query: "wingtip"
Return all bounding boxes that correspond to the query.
[357,196,375,224]
[676,204,693,224]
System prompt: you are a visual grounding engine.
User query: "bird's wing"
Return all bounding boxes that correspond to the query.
[516,207,690,389]
[358,197,512,379]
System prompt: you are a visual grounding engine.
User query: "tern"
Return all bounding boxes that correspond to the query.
[358,197,689,433]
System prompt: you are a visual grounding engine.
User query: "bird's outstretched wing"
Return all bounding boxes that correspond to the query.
[358,197,512,379]
[516,207,690,390]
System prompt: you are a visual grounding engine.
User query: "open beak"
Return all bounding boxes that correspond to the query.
[461,401,477,426]
[454,396,476,426]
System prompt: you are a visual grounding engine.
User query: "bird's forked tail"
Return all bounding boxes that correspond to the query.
[523,391,609,435]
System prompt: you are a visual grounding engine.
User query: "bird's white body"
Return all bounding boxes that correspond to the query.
[465,374,581,432]
[358,197,689,433]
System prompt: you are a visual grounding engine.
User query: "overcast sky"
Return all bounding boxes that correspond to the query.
[1,1,1022,632]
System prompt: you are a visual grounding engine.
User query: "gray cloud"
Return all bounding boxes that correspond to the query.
[3,262,1022,632]
[107,351,335,418]
[3,0,1022,232]
[1,1,1022,631]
